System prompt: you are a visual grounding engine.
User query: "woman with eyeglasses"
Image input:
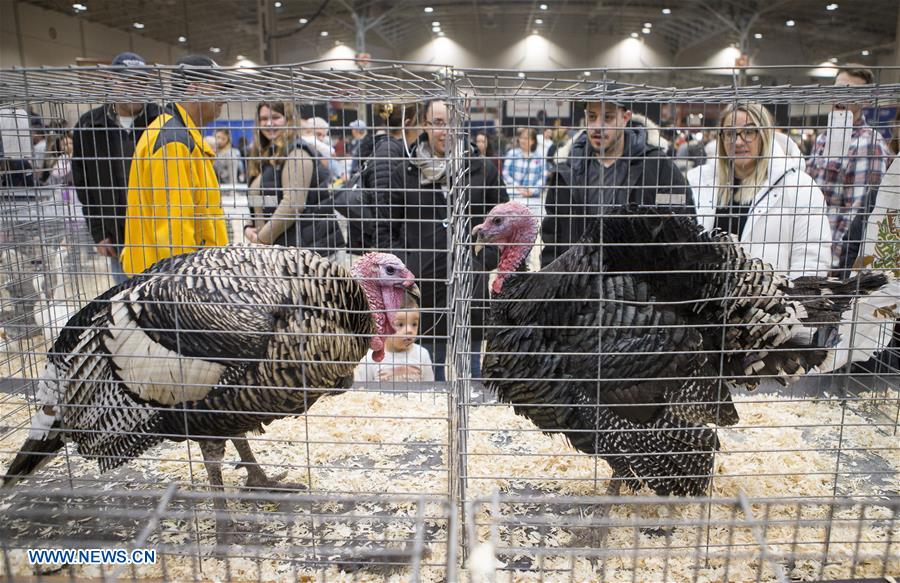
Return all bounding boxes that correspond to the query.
[687,102,832,279]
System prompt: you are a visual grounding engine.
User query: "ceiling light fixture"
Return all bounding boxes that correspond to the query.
[274,1,282,7]
[236,54,245,60]
[424,6,433,13]
[644,22,652,27]
[661,8,671,15]
[535,18,543,24]
[829,57,838,63]
[754,32,763,39]
[432,26,441,32]
[431,21,440,26]
[826,3,838,10]
[861,49,870,56]
[583,71,591,76]
[298,18,308,24]
[72,3,87,11]
[132,22,144,29]
[539,3,548,9]
[630,32,639,38]
[178,35,187,42]
[517,72,525,78]
[642,27,651,34]
[209,47,221,53]
[785,19,796,27]
[320,30,329,36]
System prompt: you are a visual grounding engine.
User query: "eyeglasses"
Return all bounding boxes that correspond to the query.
[425,119,448,128]
[721,126,760,142]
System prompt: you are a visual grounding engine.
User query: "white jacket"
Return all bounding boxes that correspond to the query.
[687,142,833,279]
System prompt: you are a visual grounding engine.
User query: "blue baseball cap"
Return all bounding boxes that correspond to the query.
[110,52,147,68]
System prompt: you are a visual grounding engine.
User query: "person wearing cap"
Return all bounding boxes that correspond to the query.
[71,51,162,284]
[540,92,695,266]
[120,54,229,276]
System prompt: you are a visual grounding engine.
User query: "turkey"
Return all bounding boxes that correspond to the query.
[472,201,888,501]
[3,245,417,543]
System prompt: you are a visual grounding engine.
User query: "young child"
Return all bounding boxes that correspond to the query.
[354,295,434,383]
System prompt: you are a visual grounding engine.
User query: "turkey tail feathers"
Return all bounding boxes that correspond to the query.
[789,272,890,323]
[2,434,64,487]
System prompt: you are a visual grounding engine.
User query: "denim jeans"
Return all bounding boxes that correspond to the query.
[107,255,128,286]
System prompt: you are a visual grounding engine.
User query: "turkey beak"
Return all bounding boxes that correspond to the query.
[473,223,485,256]
[404,281,421,303]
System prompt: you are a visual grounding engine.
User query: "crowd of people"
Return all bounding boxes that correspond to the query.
[2,54,897,381]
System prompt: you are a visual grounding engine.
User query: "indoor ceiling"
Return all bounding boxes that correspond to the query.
[23,0,900,67]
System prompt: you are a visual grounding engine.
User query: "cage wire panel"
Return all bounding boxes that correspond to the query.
[0,62,897,581]
[464,492,899,582]
[0,62,459,583]
[0,486,456,581]
[449,67,900,580]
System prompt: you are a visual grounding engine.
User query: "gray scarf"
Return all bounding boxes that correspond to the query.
[412,140,449,187]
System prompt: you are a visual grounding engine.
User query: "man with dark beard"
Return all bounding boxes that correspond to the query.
[541,90,695,266]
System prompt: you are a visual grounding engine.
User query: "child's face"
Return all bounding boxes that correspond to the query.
[386,310,419,352]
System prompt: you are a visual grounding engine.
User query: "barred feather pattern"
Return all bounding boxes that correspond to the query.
[27,245,372,471]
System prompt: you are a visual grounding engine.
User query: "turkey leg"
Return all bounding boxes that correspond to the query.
[199,438,242,546]
[591,476,623,550]
[231,437,307,492]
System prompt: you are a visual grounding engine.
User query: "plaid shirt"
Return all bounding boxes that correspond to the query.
[502,148,547,196]
[807,115,891,264]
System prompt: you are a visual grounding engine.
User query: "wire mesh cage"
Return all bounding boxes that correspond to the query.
[464,491,899,582]
[0,61,898,581]
[0,486,456,582]
[448,66,900,578]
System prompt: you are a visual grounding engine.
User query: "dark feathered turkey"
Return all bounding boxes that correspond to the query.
[3,245,416,540]
[474,202,887,497]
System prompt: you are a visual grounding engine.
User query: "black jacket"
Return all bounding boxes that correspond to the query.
[326,133,408,253]
[72,103,161,246]
[385,134,508,342]
[541,126,695,266]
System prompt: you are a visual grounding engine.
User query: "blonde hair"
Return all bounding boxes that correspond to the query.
[716,102,774,206]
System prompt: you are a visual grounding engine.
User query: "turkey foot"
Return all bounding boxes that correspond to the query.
[232,437,308,493]
[569,477,623,556]
[590,478,623,551]
[232,438,307,517]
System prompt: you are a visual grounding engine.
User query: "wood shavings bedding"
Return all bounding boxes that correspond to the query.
[0,388,897,581]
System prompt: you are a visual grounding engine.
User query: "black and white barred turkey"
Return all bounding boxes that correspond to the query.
[3,245,416,542]
[473,202,887,500]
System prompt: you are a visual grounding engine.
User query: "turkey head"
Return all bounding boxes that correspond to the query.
[351,252,418,362]
[473,201,539,294]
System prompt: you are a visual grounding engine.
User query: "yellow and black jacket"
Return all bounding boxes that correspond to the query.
[122,103,228,275]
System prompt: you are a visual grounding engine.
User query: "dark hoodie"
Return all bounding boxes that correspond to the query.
[541,124,695,266]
